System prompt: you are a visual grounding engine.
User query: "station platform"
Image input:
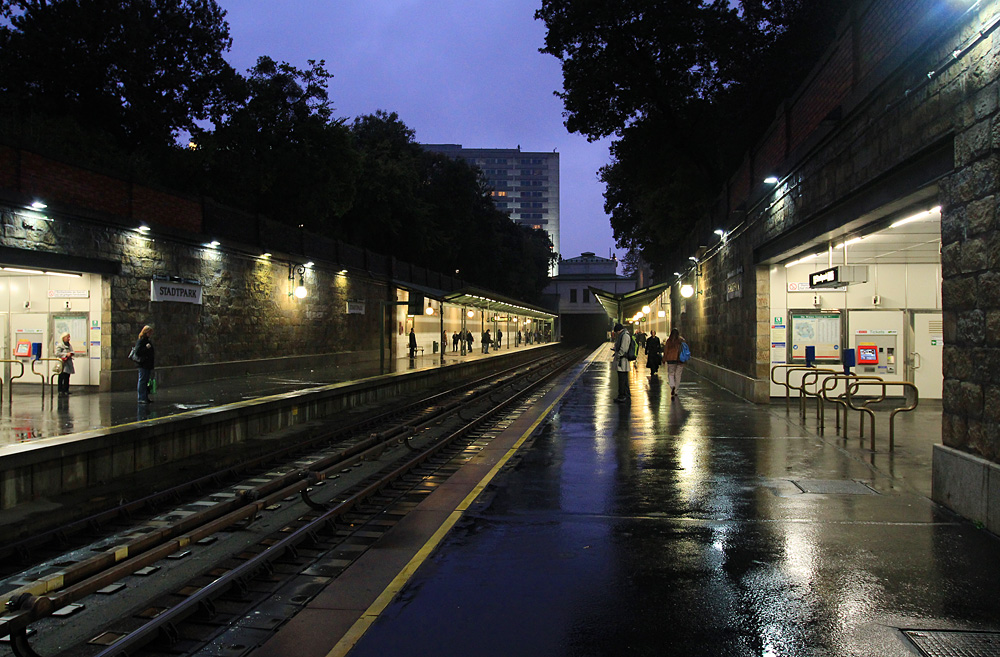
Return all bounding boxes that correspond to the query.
[0,342,545,449]
[255,343,1000,657]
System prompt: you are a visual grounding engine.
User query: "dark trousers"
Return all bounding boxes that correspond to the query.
[57,372,70,394]
[617,370,630,400]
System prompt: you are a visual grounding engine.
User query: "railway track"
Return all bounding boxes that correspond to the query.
[0,347,584,657]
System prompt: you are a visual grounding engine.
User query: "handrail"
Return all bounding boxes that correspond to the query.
[770,364,803,412]
[845,380,919,451]
[785,367,838,418]
[799,369,841,422]
[0,359,26,403]
[819,374,884,436]
[31,358,62,394]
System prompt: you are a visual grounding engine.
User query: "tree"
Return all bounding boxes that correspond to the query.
[196,57,358,232]
[0,0,234,151]
[536,0,852,271]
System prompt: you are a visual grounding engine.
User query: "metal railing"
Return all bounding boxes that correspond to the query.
[31,358,62,395]
[0,359,25,403]
[844,380,919,451]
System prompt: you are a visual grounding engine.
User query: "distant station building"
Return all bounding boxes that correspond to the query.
[543,252,635,345]
[423,144,560,274]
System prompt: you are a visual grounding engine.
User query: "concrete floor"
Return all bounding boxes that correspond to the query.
[342,344,1000,657]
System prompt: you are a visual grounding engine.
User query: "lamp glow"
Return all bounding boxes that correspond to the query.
[764,176,779,184]
[658,310,666,318]
[294,282,307,299]
[467,310,475,318]
[680,284,695,298]
[31,201,47,210]
[425,305,434,316]
[642,305,651,314]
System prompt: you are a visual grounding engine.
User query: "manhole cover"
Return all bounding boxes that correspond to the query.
[791,479,877,495]
[904,630,1000,656]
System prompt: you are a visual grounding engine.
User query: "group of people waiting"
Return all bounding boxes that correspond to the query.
[612,324,688,403]
[54,324,155,404]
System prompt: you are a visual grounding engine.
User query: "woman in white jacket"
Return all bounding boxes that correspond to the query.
[54,332,75,396]
[612,323,632,403]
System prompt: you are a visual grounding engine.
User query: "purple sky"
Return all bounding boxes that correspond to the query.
[219,0,617,265]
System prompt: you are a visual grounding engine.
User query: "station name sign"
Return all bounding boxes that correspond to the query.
[150,281,203,305]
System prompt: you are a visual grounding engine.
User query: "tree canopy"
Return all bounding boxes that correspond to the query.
[536,0,851,272]
[0,0,554,300]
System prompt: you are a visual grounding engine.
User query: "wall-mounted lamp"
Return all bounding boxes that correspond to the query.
[688,256,699,263]
[289,264,307,299]
[680,284,695,298]
[467,310,475,318]
[764,176,779,184]
[205,240,220,249]
[30,201,47,210]
[138,224,151,233]
[425,303,435,316]
[657,310,666,318]
[261,252,272,259]
[642,305,651,314]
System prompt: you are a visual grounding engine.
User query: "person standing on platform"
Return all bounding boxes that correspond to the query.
[516,330,522,347]
[466,329,474,353]
[452,331,459,352]
[54,332,75,396]
[483,329,492,354]
[612,323,632,403]
[134,325,155,404]
[663,328,688,398]
[496,328,502,350]
[645,330,662,377]
[408,328,417,358]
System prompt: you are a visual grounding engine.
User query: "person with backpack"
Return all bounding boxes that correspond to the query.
[612,323,633,403]
[663,328,690,398]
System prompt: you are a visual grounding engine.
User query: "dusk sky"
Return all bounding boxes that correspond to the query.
[219,1,618,266]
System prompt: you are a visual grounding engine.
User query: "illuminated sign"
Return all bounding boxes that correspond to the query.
[857,344,878,364]
[809,267,838,287]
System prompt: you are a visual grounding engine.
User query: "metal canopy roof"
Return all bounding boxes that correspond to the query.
[443,286,557,320]
[590,281,672,321]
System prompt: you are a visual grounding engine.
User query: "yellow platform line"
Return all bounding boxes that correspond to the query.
[325,347,602,657]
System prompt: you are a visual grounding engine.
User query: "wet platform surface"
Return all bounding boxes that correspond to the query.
[343,344,1000,657]
[0,342,546,450]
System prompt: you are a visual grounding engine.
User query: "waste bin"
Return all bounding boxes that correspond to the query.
[31,343,41,360]
[433,341,439,354]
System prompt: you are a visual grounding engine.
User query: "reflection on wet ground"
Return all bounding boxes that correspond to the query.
[0,346,547,449]
[348,345,1000,657]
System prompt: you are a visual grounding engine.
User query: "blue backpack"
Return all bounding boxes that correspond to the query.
[679,342,691,363]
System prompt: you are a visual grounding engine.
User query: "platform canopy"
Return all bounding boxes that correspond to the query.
[444,286,557,321]
[590,281,672,323]
[396,282,556,321]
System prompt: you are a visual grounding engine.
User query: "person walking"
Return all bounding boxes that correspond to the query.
[645,330,662,377]
[408,328,417,358]
[663,328,688,398]
[54,332,75,396]
[134,325,155,404]
[612,323,632,403]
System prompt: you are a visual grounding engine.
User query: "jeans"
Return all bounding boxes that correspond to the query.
[137,367,152,401]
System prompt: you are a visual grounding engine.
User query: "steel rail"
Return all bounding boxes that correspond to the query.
[81,347,582,657]
[0,349,582,655]
[0,350,563,564]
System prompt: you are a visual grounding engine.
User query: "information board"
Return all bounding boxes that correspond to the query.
[790,313,842,362]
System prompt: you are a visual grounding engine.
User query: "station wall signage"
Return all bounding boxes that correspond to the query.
[150,281,202,305]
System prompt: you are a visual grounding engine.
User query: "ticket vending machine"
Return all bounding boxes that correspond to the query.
[853,333,898,375]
